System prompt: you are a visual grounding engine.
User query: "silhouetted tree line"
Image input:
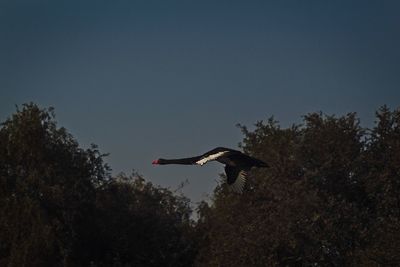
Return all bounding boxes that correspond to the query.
[0,103,399,266]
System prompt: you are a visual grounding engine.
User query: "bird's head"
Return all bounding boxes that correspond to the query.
[152,158,168,165]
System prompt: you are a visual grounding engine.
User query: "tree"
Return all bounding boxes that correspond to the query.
[194,113,369,266]
[360,106,400,266]
[0,103,110,266]
[88,173,197,267]
[0,103,198,267]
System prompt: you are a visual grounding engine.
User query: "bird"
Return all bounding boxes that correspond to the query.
[152,147,268,193]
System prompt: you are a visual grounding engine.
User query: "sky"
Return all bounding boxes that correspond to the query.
[1,0,399,204]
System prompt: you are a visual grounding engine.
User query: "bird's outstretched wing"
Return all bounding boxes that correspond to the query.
[195,147,237,166]
[224,165,248,193]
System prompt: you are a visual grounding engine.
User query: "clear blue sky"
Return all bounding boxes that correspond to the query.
[1,0,399,203]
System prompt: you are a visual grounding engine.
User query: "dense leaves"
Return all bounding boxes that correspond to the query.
[1,103,399,266]
[0,104,106,266]
[0,104,195,266]
[89,174,196,267]
[195,109,400,267]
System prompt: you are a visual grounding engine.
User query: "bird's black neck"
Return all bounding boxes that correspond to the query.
[158,157,199,165]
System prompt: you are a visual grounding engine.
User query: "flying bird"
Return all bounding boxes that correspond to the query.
[152,147,268,193]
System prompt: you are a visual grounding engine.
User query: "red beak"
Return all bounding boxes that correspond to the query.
[152,159,159,165]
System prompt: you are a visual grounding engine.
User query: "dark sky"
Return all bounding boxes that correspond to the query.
[1,0,399,203]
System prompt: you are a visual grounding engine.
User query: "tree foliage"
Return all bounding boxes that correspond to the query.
[0,103,107,266]
[0,104,195,266]
[88,173,196,267]
[1,103,399,266]
[195,109,400,267]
